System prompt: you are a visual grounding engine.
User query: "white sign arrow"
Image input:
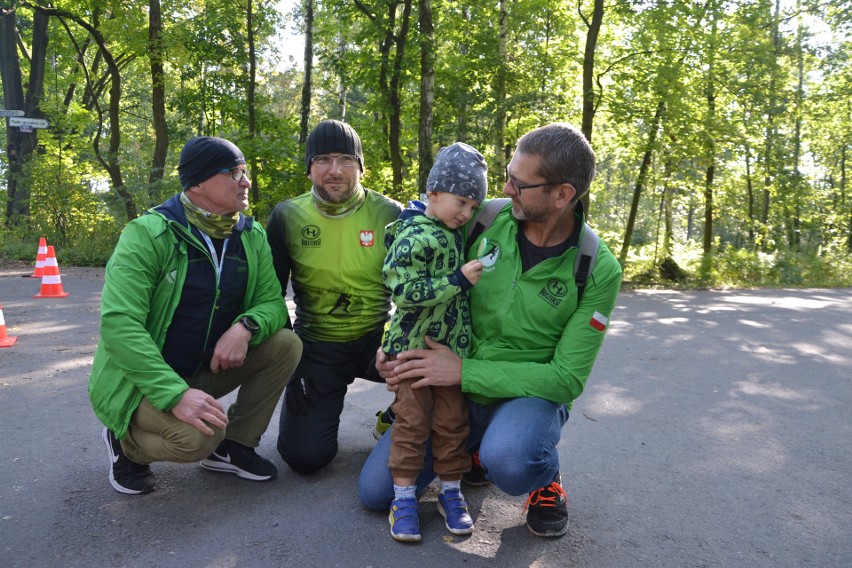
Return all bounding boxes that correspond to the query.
[9,117,49,129]
[0,110,25,117]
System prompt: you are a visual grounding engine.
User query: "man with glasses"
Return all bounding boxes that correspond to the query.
[266,119,403,474]
[89,136,303,494]
[359,123,622,538]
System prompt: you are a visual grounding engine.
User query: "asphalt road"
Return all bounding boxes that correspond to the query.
[1,261,850,567]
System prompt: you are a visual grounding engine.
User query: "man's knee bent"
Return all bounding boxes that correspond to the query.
[277,435,337,474]
[164,427,224,463]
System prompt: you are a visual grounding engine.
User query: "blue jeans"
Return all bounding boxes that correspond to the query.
[358,396,569,510]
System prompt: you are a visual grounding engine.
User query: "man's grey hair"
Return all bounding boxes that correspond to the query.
[516,123,596,203]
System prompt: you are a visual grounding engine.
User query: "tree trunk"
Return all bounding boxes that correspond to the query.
[417,0,434,198]
[702,6,717,256]
[493,0,508,184]
[744,143,755,245]
[619,100,665,266]
[299,0,314,143]
[148,0,168,202]
[246,0,261,214]
[1,7,48,225]
[579,0,603,217]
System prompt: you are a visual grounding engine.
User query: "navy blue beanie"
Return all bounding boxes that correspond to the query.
[178,136,246,190]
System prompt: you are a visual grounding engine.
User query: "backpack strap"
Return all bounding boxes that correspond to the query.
[466,198,510,254]
[574,224,599,304]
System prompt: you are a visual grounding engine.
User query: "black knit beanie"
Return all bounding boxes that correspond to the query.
[305,120,364,173]
[426,142,488,203]
[178,136,246,190]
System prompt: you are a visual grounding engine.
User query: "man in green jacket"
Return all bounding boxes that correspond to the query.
[358,123,622,539]
[89,136,302,495]
[266,120,402,474]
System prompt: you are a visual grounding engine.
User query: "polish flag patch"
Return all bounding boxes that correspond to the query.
[590,311,609,332]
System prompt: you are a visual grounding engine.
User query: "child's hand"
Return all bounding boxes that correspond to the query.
[461,259,484,285]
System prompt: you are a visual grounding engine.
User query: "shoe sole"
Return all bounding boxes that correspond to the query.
[199,459,275,481]
[102,427,150,495]
[437,501,474,536]
[461,477,491,487]
[388,511,422,542]
[525,520,569,538]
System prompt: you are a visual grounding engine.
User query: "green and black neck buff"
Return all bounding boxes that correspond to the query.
[311,184,366,218]
[179,192,239,239]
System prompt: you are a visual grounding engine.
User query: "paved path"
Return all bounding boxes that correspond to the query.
[1,262,850,567]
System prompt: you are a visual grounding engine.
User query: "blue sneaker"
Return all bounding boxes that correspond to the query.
[389,497,421,542]
[437,488,474,535]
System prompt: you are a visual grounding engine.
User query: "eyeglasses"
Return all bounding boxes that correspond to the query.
[219,167,250,182]
[311,154,359,169]
[505,167,565,194]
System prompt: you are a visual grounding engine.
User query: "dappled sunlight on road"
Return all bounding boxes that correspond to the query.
[721,294,840,310]
[584,385,643,417]
[699,400,787,475]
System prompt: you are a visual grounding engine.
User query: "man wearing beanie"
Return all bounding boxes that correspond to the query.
[89,136,302,495]
[379,142,487,542]
[360,124,622,541]
[266,120,402,474]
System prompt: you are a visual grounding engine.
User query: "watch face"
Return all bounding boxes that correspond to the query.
[242,317,259,333]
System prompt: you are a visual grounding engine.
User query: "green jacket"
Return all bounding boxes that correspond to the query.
[88,194,288,439]
[463,200,622,408]
[381,203,473,357]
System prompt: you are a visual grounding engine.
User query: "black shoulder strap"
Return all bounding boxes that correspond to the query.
[466,198,510,254]
[574,224,599,303]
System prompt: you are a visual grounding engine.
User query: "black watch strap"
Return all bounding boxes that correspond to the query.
[239,316,260,336]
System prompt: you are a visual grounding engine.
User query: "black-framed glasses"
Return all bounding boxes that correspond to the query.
[311,154,359,169]
[219,167,249,182]
[505,167,564,194]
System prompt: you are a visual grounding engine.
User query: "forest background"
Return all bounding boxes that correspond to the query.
[1,0,850,288]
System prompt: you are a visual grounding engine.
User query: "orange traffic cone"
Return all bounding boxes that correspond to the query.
[34,246,70,298]
[31,237,48,278]
[0,303,18,348]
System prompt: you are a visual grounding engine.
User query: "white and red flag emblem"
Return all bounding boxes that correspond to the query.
[590,311,609,332]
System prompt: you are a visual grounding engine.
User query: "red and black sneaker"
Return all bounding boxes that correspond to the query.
[462,450,491,487]
[523,473,568,537]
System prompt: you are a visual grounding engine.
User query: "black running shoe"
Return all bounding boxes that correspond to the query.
[462,450,490,487]
[200,439,278,481]
[524,473,569,537]
[102,427,155,495]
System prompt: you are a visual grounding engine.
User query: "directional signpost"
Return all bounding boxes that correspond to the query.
[1,110,25,117]
[9,117,49,129]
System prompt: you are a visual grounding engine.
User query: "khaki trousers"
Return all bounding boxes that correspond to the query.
[388,379,470,481]
[122,329,302,464]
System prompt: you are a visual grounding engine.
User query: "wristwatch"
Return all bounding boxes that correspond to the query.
[239,316,260,336]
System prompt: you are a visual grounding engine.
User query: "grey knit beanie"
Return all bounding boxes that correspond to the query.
[178,136,245,190]
[426,142,488,202]
[305,120,364,173]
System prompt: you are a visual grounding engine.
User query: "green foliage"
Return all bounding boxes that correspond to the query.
[1,0,849,287]
[621,241,852,289]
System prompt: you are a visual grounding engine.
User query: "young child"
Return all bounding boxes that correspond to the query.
[381,142,487,542]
